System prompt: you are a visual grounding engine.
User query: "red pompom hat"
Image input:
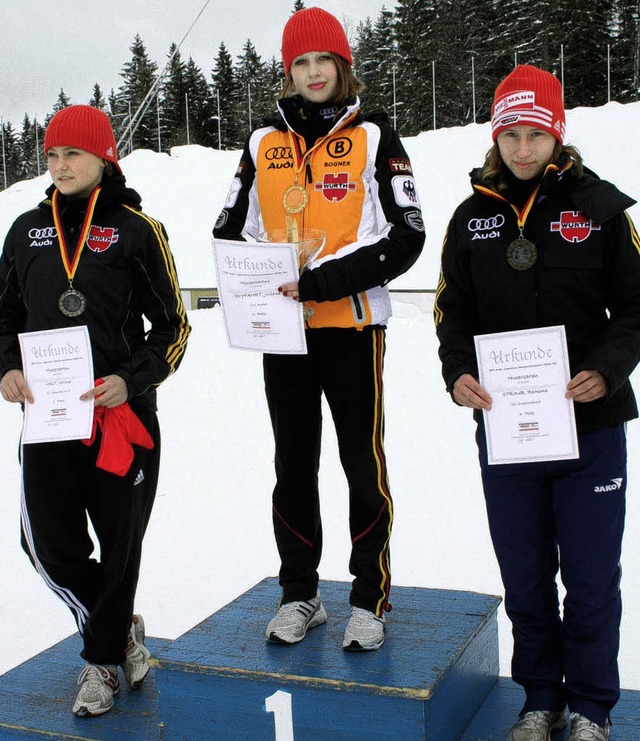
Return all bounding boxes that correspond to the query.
[491,65,566,144]
[281,7,352,76]
[44,105,122,174]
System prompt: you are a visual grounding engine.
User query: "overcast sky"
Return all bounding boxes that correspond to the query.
[2,0,388,128]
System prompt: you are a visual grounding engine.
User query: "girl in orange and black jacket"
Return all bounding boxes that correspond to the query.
[214,7,424,650]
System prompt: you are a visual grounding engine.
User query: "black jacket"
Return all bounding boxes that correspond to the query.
[0,175,190,409]
[434,162,640,432]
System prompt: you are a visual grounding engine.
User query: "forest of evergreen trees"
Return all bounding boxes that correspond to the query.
[1,0,638,190]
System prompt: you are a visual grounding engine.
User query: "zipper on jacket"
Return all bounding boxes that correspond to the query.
[350,294,365,323]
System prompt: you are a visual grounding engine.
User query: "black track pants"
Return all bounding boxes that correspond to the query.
[19,408,160,665]
[264,327,392,617]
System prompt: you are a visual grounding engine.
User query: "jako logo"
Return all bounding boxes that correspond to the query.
[594,478,623,493]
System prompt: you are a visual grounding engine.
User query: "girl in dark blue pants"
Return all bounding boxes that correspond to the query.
[435,63,640,740]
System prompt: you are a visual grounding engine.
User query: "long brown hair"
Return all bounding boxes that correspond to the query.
[478,140,584,191]
[279,53,364,102]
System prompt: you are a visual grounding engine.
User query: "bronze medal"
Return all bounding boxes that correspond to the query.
[506,237,537,271]
[58,288,87,317]
[51,187,101,315]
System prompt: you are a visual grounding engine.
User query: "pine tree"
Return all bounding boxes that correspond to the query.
[162,43,188,150]
[52,88,72,113]
[117,34,159,152]
[463,0,504,124]
[0,120,22,189]
[612,0,640,101]
[264,56,285,115]
[19,115,39,180]
[211,42,242,149]
[394,0,436,135]
[183,57,217,148]
[236,39,271,134]
[89,84,108,111]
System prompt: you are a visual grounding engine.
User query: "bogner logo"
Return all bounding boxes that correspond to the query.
[86,226,120,253]
[326,138,352,158]
[594,478,623,493]
[314,173,356,202]
[550,211,601,243]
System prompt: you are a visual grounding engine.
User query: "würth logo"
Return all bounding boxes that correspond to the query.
[550,211,601,243]
[86,226,120,253]
[314,173,356,202]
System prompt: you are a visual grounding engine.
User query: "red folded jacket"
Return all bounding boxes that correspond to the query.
[82,382,154,477]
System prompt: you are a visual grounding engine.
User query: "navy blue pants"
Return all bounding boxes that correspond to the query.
[477,422,626,728]
[263,327,392,616]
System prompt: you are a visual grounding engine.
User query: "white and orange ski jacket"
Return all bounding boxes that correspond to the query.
[214,96,425,329]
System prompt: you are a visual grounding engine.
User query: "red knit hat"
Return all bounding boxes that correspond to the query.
[281,7,352,76]
[491,65,566,143]
[44,105,122,174]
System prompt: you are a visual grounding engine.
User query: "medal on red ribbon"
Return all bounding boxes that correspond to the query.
[51,187,101,317]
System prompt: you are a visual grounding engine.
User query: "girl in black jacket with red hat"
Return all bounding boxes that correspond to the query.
[435,65,640,741]
[0,105,190,717]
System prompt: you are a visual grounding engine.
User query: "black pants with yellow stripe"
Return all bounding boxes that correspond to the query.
[263,326,392,617]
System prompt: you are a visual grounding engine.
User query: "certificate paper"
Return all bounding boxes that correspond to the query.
[19,326,94,443]
[213,238,307,354]
[474,326,579,465]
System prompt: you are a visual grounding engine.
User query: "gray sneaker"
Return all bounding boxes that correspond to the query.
[123,614,151,689]
[507,710,567,741]
[342,607,385,651]
[72,663,120,717]
[569,713,610,741]
[266,594,327,644]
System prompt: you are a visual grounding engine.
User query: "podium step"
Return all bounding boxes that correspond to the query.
[154,577,501,740]
[461,678,640,740]
[3,578,636,739]
[0,635,170,739]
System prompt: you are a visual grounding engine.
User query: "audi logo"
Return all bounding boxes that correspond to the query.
[468,215,505,232]
[28,227,57,239]
[265,147,293,161]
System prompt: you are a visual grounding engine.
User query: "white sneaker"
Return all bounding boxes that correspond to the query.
[72,663,120,717]
[507,710,567,740]
[569,713,610,741]
[123,614,151,689]
[342,607,385,651]
[266,594,327,644]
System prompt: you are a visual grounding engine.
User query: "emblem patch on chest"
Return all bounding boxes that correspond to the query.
[86,226,120,253]
[313,172,356,202]
[550,211,601,243]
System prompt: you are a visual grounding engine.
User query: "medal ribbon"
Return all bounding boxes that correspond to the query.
[475,182,541,235]
[52,187,101,284]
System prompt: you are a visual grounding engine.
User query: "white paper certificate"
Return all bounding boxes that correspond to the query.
[474,325,579,465]
[19,326,94,444]
[212,238,307,354]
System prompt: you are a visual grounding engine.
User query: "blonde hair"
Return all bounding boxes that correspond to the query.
[279,53,364,102]
[478,141,584,191]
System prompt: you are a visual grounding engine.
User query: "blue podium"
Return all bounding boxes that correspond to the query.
[1,577,639,739]
[154,577,500,740]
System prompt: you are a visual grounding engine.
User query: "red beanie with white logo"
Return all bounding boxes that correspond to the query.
[44,105,122,174]
[281,7,352,76]
[491,65,566,143]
